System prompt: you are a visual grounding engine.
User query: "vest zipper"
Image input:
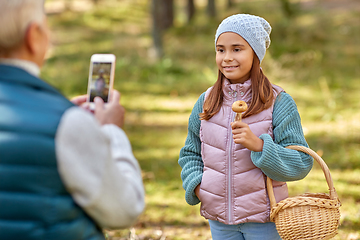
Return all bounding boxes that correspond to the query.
[227,90,237,224]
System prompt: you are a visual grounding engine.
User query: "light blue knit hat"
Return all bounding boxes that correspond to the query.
[215,14,272,63]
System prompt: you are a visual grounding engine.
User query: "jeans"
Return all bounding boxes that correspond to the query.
[208,220,282,240]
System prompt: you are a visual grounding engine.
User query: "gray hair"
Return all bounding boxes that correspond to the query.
[0,0,45,51]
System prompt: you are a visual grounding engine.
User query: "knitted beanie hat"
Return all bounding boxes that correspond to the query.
[215,14,272,63]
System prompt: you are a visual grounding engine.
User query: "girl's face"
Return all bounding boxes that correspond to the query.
[216,32,254,84]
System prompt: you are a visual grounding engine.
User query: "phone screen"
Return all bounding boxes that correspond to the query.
[89,62,113,103]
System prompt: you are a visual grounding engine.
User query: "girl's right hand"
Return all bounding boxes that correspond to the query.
[231,121,264,152]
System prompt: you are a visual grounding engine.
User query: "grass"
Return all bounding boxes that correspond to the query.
[43,0,360,239]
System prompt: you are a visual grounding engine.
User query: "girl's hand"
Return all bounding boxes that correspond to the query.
[195,184,201,201]
[231,121,264,152]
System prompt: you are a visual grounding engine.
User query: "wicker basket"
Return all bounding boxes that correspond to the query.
[267,145,341,240]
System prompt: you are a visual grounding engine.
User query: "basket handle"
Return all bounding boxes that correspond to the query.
[267,145,338,210]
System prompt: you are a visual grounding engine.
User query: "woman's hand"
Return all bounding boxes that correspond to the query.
[231,121,264,152]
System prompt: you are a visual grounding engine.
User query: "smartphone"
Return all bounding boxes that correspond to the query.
[87,54,116,109]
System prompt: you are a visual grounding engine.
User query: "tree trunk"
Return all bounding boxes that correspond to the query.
[187,0,195,23]
[161,0,174,30]
[227,0,233,9]
[207,0,216,18]
[151,0,164,59]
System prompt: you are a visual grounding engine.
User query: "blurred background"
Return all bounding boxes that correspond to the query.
[43,0,359,239]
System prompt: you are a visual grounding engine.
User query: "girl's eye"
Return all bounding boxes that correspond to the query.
[217,48,224,53]
[234,48,241,52]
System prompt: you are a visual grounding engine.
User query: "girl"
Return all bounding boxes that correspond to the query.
[178,14,313,240]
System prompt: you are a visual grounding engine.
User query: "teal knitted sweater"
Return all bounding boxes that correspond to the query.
[178,92,313,206]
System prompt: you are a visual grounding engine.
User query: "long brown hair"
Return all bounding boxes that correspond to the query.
[199,56,274,120]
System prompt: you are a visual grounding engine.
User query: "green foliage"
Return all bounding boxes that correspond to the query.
[43,0,360,238]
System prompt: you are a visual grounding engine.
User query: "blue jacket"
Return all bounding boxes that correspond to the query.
[0,65,105,240]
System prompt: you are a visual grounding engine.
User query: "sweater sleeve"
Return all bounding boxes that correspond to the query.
[56,107,145,229]
[178,93,205,205]
[251,92,313,182]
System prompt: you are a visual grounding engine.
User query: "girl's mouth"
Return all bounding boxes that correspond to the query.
[223,66,239,70]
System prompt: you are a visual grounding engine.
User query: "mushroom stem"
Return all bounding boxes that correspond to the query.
[231,100,248,122]
[235,113,242,122]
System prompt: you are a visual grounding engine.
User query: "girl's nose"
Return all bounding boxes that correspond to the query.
[224,52,233,62]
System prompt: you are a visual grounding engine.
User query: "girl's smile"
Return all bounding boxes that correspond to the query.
[216,32,254,84]
[223,65,239,70]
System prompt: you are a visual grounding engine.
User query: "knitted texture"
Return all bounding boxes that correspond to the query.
[179,92,313,205]
[178,93,205,205]
[215,14,271,62]
[251,93,313,182]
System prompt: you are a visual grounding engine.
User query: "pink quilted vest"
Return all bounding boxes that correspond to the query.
[198,79,288,225]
